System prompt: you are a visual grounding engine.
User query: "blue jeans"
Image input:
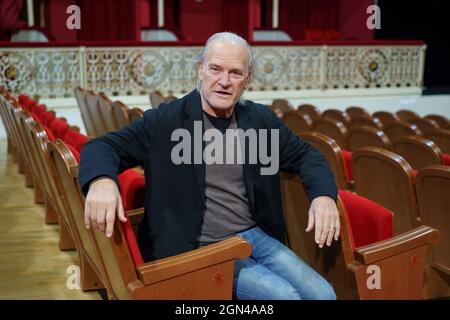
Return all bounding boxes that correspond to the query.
[233,226,336,300]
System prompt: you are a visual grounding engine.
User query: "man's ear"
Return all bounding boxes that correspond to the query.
[243,73,251,89]
[197,61,204,81]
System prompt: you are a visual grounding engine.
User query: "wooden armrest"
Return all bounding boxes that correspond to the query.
[136,236,252,286]
[355,225,439,265]
[126,208,144,226]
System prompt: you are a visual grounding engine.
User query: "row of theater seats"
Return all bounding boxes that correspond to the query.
[0,88,254,299]
[74,87,177,140]
[67,88,450,299]
[274,101,449,298]
[74,87,145,138]
[0,88,445,299]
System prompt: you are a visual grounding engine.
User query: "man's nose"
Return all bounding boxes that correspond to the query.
[218,72,231,87]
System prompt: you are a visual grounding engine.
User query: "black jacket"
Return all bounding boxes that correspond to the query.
[79,90,337,262]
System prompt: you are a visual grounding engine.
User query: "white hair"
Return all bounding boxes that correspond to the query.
[196,32,255,93]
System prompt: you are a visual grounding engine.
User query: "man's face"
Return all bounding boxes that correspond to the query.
[198,40,250,112]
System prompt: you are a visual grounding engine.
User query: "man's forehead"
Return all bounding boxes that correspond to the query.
[205,40,248,64]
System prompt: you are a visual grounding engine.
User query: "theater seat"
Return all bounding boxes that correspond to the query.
[281,172,439,299]
[64,129,88,152]
[64,131,145,211]
[337,190,392,248]
[50,118,69,140]
[415,165,450,299]
[300,131,352,190]
[47,140,252,299]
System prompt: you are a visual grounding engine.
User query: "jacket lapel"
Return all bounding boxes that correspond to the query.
[235,101,256,213]
[183,90,206,205]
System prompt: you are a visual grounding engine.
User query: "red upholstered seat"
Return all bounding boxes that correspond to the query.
[42,125,55,142]
[66,145,144,266]
[64,130,88,153]
[33,104,46,117]
[304,29,326,41]
[29,112,40,122]
[338,190,393,249]
[21,97,37,112]
[441,153,450,166]
[50,118,69,139]
[18,94,28,104]
[341,150,353,181]
[118,169,146,211]
[39,111,56,128]
[66,144,80,163]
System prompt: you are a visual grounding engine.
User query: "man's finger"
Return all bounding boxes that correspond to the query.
[117,195,127,223]
[305,211,314,232]
[105,209,116,238]
[314,210,323,245]
[319,214,330,248]
[334,218,341,241]
[326,225,335,246]
[96,206,106,232]
[84,203,91,229]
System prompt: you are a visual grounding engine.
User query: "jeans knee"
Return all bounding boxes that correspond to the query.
[312,282,337,300]
[270,286,302,300]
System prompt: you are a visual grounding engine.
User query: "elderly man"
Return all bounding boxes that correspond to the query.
[79,32,339,300]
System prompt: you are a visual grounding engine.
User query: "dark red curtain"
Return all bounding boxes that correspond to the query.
[77,0,137,41]
[279,0,340,40]
[0,0,27,41]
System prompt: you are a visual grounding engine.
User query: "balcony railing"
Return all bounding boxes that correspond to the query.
[0,41,426,98]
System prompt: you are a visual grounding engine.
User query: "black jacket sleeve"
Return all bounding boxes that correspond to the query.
[78,108,158,196]
[276,116,338,201]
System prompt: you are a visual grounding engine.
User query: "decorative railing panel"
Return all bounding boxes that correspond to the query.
[0,43,426,98]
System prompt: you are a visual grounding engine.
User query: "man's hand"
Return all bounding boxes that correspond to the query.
[305,196,340,248]
[84,177,127,238]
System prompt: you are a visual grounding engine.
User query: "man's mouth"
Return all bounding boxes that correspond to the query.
[214,91,232,96]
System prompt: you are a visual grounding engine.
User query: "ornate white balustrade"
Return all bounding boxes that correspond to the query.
[0,43,426,98]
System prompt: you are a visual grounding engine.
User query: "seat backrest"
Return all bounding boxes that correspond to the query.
[297,104,321,122]
[408,117,439,135]
[392,136,443,171]
[282,111,313,135]
[47,140,138,300]
[396,109,420,122]
[425,114,450,130]
[64,129,89,153]
[299,131,350,190]
[86,91,108,136]
[149,91,165,108]
[110,101,131,130]
[74,87,97,138]
[424,129,450,154]
[348,125,391,152]
[271,99,293,114]
[373,111,401,127]
[346,106,370,119]
[129,107,144,123]
[165,95,177,103]
[415,165,450,270]
[98,93,117,133]
[384,122,422,141]
[313,118,349,150]
[280,172,358,300]
[350,115,383,130]
[352,147,421,235]
[322,109,351,128]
